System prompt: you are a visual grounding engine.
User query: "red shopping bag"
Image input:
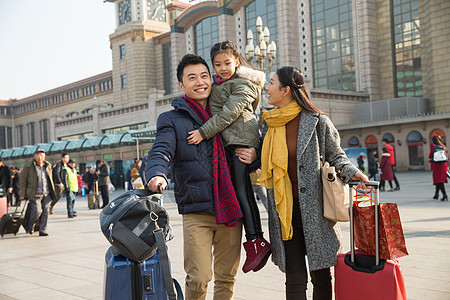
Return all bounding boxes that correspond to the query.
[353,191,408,260]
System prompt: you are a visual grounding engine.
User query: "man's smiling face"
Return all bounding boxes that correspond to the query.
[178,64,211,101]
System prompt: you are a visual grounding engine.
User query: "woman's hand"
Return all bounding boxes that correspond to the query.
[351,171,370,189]
[187,130,204,145]
[235,147,257,164]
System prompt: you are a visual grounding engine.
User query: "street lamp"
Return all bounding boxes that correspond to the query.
[245,16,277,71]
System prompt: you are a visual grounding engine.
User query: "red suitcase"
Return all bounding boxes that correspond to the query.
[0,196,7,219]
[335,181,407,300]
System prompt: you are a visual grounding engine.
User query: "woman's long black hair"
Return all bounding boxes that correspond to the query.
[276,66,323,114]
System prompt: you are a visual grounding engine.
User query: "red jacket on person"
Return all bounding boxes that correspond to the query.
[380,153,394,181]
[384,143,395,165]
[429,143,448,184]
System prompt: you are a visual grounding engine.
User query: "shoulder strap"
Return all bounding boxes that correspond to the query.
[316,117,324,166]
[154,229,184,300]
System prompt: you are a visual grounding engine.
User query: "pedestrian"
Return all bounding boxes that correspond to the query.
[11,167,21,206]
[85,166,98,194]
[368,150,378,180]
[146,54,245,299]
[379,147,394,192]
[62,159,78,218]
[186,41,270,272]
[96,160,110,208]
[357,155,365,172]
[429,134,448,201]
[131,160,142,182]
[50,153,70,214]
[124,164,133,190]
[0,158,13,206]
[240,66,368,300]
[382,139,400,190]
[20,149,56,236]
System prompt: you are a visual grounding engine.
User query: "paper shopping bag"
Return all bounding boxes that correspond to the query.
[353,202,408,260]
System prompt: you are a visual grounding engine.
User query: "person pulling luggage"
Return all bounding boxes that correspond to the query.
[20,149,56,236]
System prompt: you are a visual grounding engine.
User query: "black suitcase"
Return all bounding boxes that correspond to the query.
[0,201,27,237]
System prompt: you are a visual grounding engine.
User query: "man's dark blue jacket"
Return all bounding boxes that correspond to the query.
[145,97,214,214]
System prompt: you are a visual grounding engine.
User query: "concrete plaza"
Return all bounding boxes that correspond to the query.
[0,171,449,299]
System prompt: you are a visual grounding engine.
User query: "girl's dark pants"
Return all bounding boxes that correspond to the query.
[225,145,262,241]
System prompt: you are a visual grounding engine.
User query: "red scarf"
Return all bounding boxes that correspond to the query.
[184,96,242,227]
[214,75,231,85]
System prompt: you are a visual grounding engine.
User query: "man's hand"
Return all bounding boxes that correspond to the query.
[235,147,257,164]
[187,130,204,145]
[59,183,64,188]
[147,176,167,193]
[351,171,370,189]
[8,188,12,193]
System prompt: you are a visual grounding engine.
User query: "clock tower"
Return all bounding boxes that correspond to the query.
[105,0,170,106]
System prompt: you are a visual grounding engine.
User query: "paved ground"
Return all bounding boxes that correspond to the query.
[0,171,449,299]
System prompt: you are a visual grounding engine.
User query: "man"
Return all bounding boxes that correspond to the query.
[20,149,56,236]
[62,159,78,218]
[0,159,12,206]
[50,152,70,214]
[96,160,110,208]
[146,54,243,300]
[11,167,21,206]
[382,139,400,190]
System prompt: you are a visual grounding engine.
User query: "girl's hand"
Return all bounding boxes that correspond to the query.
[187,130,204,145]
[235,147,257,164]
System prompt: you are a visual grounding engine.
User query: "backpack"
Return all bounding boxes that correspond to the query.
[432,145,448,163]
[99,189,172,262]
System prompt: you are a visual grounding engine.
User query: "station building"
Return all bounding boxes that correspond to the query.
[1,0,449,173]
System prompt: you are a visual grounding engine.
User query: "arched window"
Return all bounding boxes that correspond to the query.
[430,129,446,145]
[245,0,279,74]
[365,135,378,151]
[194,16,219,70]
[382,133,395,143]
[406,130,424,166]
[348,136,360,147]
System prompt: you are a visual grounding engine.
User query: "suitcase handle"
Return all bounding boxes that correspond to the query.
[348,181,381,266]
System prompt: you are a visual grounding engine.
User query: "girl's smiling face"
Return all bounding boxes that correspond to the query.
[213,52,239,80]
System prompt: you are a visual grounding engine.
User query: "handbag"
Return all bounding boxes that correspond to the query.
[432,146,448,163]
[353,188,409,260]
[317,120,350,222]
[99,188,172,262]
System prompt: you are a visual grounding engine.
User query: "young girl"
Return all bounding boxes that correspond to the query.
[187,41,270,273]
[379,147,394,192]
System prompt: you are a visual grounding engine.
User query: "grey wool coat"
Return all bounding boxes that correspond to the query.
[265,109,359,272]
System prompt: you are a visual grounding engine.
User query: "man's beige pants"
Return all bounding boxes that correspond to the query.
[183,212,242,300]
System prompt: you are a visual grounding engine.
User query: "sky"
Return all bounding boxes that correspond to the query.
[0,0,116,100]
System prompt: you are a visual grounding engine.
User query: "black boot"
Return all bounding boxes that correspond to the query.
[441,195,448,202]
[433,193,439,200]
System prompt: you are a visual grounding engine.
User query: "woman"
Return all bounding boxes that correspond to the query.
[429,135,448,201]
[379,147,394,192]
[130,160,142,182]
[259,66,368,299]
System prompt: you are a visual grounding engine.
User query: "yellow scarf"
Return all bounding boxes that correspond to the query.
[260,101,302,241]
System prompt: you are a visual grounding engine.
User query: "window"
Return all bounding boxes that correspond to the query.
[406,130,424,166]
[103,122,148,134]
[39,119,49,143]
[162,42,172,95]
[311,0,355,91]
[120,44,126,59]
[0,127,5,149]
[16,125,24,147]
[392,0,422,97]
[194,16,219,70]
[121,74,127,89]
[27,122,35,145]
[245,0,280,74]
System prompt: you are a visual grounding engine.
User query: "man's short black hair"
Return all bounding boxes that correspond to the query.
[96,160,102,165]
[176,54,210,83]
[61,152,68,157]
[382,138,389,143]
